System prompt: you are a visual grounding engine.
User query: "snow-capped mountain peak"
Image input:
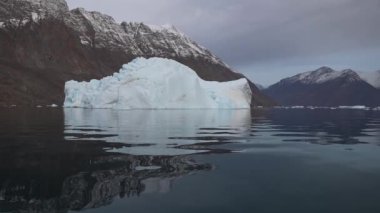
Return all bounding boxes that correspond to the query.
[264,67,380,106]
[0,0,225,66]
[63,8,225,66]
[147,24,182,34]
[283,67,362,85]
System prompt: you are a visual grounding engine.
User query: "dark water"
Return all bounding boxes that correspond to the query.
[0,108,380,213]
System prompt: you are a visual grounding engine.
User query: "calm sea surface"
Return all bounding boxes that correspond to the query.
[0,108,380,213]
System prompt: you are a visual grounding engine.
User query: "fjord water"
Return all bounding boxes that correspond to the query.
[1,108,380,213]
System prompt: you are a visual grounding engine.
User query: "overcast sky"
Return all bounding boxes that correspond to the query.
[66,0,380,85]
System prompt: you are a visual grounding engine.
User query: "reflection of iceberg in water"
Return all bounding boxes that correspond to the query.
[0,152,211,212]
[142,177,176,194]
[64,109,251,155]
[0,108,235,213]
[264,109,380,145]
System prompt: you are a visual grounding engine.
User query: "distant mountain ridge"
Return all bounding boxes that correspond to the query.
[282,67,362,85]
[0,0,274,106]
[264,67,380,106]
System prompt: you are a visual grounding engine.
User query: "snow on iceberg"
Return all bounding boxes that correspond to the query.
[64,57,252,109]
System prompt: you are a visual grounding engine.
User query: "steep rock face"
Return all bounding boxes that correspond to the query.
[0,0,68,21]
[0,0,273,106]
[264,67,380,106]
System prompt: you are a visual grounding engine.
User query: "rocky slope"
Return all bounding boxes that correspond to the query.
[0,0,273,107]
[264,67,380,106]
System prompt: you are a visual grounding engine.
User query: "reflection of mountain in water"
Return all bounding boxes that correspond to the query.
[64,109,252,155]
[0,150,211,213]
[0,109,212,213]
[2,108,379,212]
[259,109,380,145]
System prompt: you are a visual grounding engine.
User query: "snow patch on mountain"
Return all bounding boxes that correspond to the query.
[64,8,225,65]
[283,67,362,85]
[147,24,183,35]
[64,58,251,109]
[0,0,227,67]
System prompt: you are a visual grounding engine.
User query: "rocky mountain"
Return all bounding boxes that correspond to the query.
[0,0,273,107]
[264,67,380,106]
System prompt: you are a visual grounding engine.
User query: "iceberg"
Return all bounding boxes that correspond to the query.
[64,57,252,109]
